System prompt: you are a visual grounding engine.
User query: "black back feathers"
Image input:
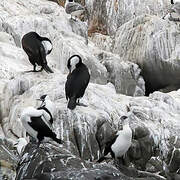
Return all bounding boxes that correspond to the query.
[97,132,118,163]
[28,116,62,144]
[22,31,53,73]
[65,55,90,110]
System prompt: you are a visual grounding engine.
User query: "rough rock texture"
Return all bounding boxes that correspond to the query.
[2,72,180,179]
[86,0,171,35]
[113,15,180,94]
[0,0,107,84]
[0,137,17,180]
[15,141,132,180]
[0,0,144,95]
[101,52,145,96]
[0,0,180,179]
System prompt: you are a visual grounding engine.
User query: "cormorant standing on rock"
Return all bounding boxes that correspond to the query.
[65,55,90,110]
[22,32,53,73]
[20,95,62,145]
[97,116,132,164]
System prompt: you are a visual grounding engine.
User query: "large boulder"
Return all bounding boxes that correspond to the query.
[113,15,180,94]
[0,0,107,84]
[86,0,170,35]
[15,141,131,180]
[1,72,180,179]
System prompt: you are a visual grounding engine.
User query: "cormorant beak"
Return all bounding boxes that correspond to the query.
[14,142,18,146]
[36,98,44,101]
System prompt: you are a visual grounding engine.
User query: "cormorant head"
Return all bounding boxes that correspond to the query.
[37,94,48,106]
[39,94,47,102]
[118,115,128,129]
[41,38,52,55]
[37,95,55,115]
[67,54,82,73]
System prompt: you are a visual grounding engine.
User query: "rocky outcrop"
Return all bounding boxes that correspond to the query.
[15,141,131,180]
[113,15,180,94]
[0,137,17,180]
[1,71,180,179]
[0,0,180,179]
[0,0,107,84]
[86,0,170,35]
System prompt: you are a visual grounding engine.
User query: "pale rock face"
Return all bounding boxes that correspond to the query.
[0,0,107,84]
[85,0,171,35]
[94,51,145,96]
[113,15,180,94]
[0,32,15,45]
[89,33,114,52]
[1,0,180,179]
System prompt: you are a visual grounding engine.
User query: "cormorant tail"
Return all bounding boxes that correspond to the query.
[68,96,76,110]
[96,156,107,163]
[43,64,53,73]
[52,136,63,144]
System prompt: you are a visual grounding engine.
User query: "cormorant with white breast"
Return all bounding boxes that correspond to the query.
[97,115,132,164]
[65,55,90,110]
[20,95,62,145]
[22,32,53,73]
[65,0,85,20]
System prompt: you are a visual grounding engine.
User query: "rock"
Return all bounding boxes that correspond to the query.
[0,137,17,180]
[86,0,170,35]
[89,33,114,52]
[165,138,180,179]
[16,141,132,180]
[1,0,180,179]
[104,58,145,96]
[128,126,155,170]
[0,0,108,84]
[0,32,15,45]
[95,51,145,96]
[113,15,180,94]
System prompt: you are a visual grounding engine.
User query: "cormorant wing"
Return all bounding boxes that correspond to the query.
[104,132,118,156]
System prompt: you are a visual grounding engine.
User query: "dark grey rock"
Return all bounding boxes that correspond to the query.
[15,141,132,180]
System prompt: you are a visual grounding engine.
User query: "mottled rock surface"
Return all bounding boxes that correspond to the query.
[16,141,132,180]
[86,0,170,35]
[0,0,180,179]
[113,15,180,94]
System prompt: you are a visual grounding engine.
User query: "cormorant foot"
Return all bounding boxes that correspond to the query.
[76,102,88,107]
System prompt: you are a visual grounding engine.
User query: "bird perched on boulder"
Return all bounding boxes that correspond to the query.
[20,95,62,145]
[22,32,53,73]
[97,115,132,164]
[65,55,90,110]
[65,0,85,20]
